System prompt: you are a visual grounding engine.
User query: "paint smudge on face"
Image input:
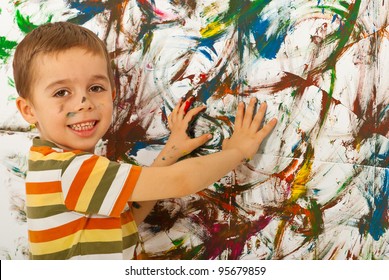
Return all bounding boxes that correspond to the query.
[66,112,76,118]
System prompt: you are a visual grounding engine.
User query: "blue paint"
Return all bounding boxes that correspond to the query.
[369,169,389,240]
[251,17,287,60]
[198,48,213,61]
[188,36,219,61]
[128,141,174,157]
[67,1,106,24]
[378,104,389,122]
[66,112,77,118]
[376,144,389,168]
[291,140,301,153]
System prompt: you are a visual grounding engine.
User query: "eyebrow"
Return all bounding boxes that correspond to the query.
[45,75,110,91]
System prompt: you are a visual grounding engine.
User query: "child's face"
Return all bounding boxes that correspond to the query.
[22,47,114,152]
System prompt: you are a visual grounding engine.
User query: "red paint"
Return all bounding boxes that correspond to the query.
[184,97,195,113]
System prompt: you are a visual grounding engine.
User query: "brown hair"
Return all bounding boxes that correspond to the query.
[13,21,115,99]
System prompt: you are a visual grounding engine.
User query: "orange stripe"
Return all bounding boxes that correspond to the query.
[84,217,121,230]
[28,216,121,243]
[26,181,62,195]
[29,218,86,243]
[120,209,135,224]
[30,146,55,156]
[64,155,99,210]
[31,146,85,156]
[110,166,142,217]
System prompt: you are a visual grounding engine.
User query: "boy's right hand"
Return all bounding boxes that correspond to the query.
[222,97,277,161]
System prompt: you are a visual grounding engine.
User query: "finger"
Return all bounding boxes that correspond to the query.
[178,96,194,118]
[189,133,212,150]
[183,104,206,123]
[251,102,267,131]
[242,97,257,128]
[256,118,277,142]
[234,102,244,130]
[170,98,183,123]
[167,114,174,129]
[183,96,195,114]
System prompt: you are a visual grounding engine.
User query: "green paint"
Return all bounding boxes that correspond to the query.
[8,95,17,101]
[318,0,361,71]
[319,68,336,128]
[66,112,77,118]
[183,244,203,259]
[15,9,53,34]
[336,175,354,195]
[171,238,185,247]
[142,31,153,56]
[15,9,39,34]
[213,182,225,192]
[8,77,15,88]
[202,0,270,38]
[0,36,17,62]
[308,199,323,237]
[291,89,298,97]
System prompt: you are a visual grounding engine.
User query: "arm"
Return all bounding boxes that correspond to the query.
[131,97,212,224]
[130,97,277,201]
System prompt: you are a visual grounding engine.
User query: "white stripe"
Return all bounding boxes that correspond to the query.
[28,212,112,231]
[26,170,61,183]
[69,253,123,260]
[98,164,132,215]
[61,154,94,197]
[123,244,138,260]
[27,212,84,231]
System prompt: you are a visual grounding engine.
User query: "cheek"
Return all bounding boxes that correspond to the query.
[99,102,113,113]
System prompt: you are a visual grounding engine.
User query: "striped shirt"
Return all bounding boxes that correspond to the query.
[25,138,142,259]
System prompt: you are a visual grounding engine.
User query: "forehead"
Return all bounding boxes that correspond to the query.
[32,47,108,80]
[37,47,106,65]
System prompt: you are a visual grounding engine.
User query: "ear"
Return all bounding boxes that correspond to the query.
[111,89,116,99]
[16,97,37,125]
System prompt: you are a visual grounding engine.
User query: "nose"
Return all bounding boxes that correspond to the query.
[74,95,95,112]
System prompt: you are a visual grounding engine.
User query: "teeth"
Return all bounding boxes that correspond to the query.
[69,121,96,131]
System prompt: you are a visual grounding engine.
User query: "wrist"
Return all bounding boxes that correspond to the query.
[225,147,247,163]
[153,144,183,166]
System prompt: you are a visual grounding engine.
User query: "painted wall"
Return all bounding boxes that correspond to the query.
[0,0,388,259]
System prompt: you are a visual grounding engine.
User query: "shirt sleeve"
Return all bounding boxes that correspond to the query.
[60,153,142,217]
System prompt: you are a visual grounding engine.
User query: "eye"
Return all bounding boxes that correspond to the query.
[53,89,70,97]
[89,85,106,93]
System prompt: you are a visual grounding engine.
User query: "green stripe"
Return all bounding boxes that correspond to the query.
[29,159,65,171]
[87,161,120,213]
[123,232,139,249]
[30,241,126,260]
[27,204,68,219]
[32,138,58,148]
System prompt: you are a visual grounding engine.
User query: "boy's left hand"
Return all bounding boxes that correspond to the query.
[154,97,212,166]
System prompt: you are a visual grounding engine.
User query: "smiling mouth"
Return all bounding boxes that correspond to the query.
[68,121,97,131]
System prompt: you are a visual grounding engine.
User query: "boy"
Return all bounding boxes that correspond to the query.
[13,22,277,259]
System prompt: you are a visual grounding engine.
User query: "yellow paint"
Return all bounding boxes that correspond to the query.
[290,160,312,202]
[200,19,233,38]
